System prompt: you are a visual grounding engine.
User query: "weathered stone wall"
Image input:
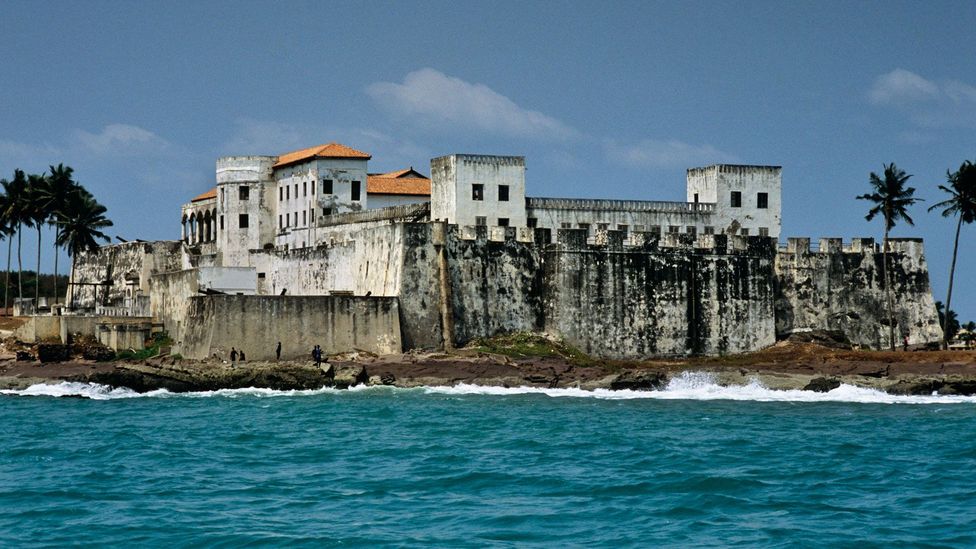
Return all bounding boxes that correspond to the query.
[527,197,715,242]
[149,269,200,347]
[69,241,184,310]
[543,231,777,358]
[176,295,401,361]
[775,237,943,348]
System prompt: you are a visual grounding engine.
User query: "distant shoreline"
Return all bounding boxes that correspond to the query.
[2,341,975,396]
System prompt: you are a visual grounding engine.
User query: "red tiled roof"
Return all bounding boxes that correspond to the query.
[273,142,371,168]
[367,176,431,196]
[191,188,217,202]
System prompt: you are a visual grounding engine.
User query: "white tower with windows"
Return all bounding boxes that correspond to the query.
[686,164,782,238]
[430,154,527,228]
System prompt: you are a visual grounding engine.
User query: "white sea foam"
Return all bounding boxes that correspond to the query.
[2,373,975,404]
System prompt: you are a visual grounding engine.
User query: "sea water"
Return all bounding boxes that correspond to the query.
[2,373,975,547]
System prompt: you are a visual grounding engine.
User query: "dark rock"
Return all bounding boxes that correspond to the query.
[333,365,368,389]
[803,377,841,392]
[380,373,396,385]
[523,374,552,384]
[38,344,70,363]
[887,379,944,396]
[939,381,976,396]
[15,351,35,362]
[609,370,667,391]
[83,344,116,362]
[786,330,851,349]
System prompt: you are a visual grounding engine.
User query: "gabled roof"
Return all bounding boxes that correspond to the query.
[191,188,217,202]
[366,167,431,196]
[273,142,371,168]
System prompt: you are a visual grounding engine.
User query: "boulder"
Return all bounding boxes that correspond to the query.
[15,350,35,362]
[333,365,368,389]
[609,369,667,391]
[37,344,70,363]
[803,377,841,393]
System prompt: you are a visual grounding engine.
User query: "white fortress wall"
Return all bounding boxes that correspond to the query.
[526,197,716,242]
[431,154,527,227]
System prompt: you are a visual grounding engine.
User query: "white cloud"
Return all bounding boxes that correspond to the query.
[868,69,940,105]
[366,68,577,140]
[869,69,976,128]
[71,124,173,156]
[604,138,738,169]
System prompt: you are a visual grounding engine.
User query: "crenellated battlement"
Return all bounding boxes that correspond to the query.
[779,236,925,255]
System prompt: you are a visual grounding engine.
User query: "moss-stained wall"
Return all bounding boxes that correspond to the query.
[775,237,943,348]
[69,241,184,310]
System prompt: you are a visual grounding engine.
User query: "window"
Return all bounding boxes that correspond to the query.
[618,224,629,238]
[293,212,298,226]
[668,225,679,234]
[740,228,750,236]
[310,209,315,223]
[472,183,484,201]
[257,272,266,279]
[239,214,249,228]
[578,223,590,232]
[498,185,509,201]
[475,216,487,226]
[759,227,769,237]
[302,210,306,225]
[498,218,510,227]
[687,226,697,236]
[650,226,662,236]
[239,186,250,200]
[294,184,297,198]
[323,179,333,194]
[279,215,282,229]
[757,192,768,209]
[351,181,361,201]
[279,187,283,201]
[220,216,224,230]
[322,207,332,216]
[561,222,572,229]
[527,217,538,228]
[731,191,742,208]
[286,186,290,200]
[312,182,315,195]
[693,193,699,203]
[634,224,645,232]
[303,182,307,196]
[704,226,714,235]
[597,223,608,231]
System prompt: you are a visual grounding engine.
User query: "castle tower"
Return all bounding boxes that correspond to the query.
[686,164,782,238]
[215,156,277,267]
[430,154,527,228]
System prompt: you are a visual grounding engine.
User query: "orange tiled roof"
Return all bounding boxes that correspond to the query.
[191,188,217,202]
[273,142,371,168]
[367,167,431,196]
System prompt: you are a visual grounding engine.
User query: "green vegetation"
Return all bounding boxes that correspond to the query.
[0,164,113,311]
[857,163,922,350]
[116,332,173,361]
[470,332,598,367]
[0,272,68,306]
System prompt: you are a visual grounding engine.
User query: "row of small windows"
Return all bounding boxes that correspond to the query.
[549,223,768,237]
[472,184,509,202]
[730,191,768,209]
[278,180,360,202]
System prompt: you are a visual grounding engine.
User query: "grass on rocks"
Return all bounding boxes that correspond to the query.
[469,333,600,367]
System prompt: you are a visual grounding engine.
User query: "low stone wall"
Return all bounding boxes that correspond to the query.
[12,316,61,342]
[177,295,402,361]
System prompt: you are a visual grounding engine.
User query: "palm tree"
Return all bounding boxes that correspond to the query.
[55,186,112,309]
[928,160,976,348]
[0,179,14,315]
[935,301,960,342]
[36,164,77,306]
[0,170,29,310]
[26,172,50,308]
[857,163,922,350]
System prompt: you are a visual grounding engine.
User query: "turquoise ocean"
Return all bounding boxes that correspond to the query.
[2,374,976,547]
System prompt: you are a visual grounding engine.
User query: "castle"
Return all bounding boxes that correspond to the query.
[61,142,943,360]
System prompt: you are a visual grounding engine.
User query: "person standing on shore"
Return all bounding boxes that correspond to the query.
[275,341,281,361]
[230,347,238,362]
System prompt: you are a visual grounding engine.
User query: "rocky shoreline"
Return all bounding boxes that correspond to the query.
[1,341,975,397]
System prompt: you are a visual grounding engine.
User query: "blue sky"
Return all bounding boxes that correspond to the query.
[2,0,975,321]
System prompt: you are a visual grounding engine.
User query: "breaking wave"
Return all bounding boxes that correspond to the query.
[3,372,975,404]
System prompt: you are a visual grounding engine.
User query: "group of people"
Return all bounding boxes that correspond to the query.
[228,342,327,364]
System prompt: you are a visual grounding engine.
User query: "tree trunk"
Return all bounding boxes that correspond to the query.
[68,255,75,311]
[942,216,963,349]
[17,224,23,303]
[3,237,10,316]
[53,228,60,306]
[35,225,41,307]
[883,228,895,351]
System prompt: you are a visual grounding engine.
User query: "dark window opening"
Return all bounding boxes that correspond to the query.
[687,226,697,236]
[527,217,538,228]
[351,181,361,201]
[731,191,742,208]
[323,179,333,194]
[472,184,484,201]
[279,187,283,201]
[597,223,608,231]
[561,222,572,229]
[239,186,249,200]
[286,186,290,200]
[302,210,306,225]
[741,228,750,236]
[694,193,699,203]
[475,216,487,226]
[704,226,715,235]
[257,272,266,279]
[618,224,629,238]
[323,207,332,216]
[220,216,224,230]
[303,182,307,196]
[279,215,282,229]
[759,227,769,237]
[498,185,510,201]
[668,225,679,234]
[239,214,249,228]
[578,223,590,232]
[650,226,662,236]
[498,218,510,227]
[757,192,768,209]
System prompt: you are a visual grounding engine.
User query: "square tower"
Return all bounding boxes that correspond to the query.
[686,164,782,238]
[430,154,527,227]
